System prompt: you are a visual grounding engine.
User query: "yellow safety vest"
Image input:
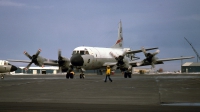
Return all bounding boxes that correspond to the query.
[106,68,111,75]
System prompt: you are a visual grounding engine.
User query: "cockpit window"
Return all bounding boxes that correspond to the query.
[72,51,76,55]
[80,51,84,55]
[72,49,90,55]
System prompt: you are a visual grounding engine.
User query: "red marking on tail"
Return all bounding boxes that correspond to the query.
[115,38,123,44]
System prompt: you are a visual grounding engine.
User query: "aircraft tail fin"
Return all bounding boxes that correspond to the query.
[112,20,123,48]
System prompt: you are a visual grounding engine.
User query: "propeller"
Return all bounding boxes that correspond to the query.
[24,49,41,70]
[110,50,128,70]
[110,50,127,66]
[57,49,71,72]
[137,47,160,69]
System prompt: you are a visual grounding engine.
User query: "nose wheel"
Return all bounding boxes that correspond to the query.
[80,74,85,79]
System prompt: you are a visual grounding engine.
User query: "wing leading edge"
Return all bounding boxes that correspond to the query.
[126,47,158,54]
[129,56,194,67]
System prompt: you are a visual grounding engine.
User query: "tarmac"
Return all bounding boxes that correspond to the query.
[0,73,200,112]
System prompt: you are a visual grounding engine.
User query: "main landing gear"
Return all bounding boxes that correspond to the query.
[124,71,132,78]
[66,72,74,79]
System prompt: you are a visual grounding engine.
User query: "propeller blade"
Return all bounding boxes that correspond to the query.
[24,51,32,59]
[110,52,117,58]
[58,49,64,68]
[141,47,147,57]
[25,62,33,71]
[58,49,62,59]
[59,67,62,73]
[111,65,117,71]
[122,50,127,57]
[152,49,160,56]
[151,63,155,69]
[35,49,41,57]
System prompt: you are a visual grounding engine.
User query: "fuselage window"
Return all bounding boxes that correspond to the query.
[88,59,90,63]
[4,62,7,65]
[85,51,89,55]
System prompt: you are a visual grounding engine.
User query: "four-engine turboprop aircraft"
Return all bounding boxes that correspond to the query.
[0,60,18,79]
[8,21,194,78]
[66,21,194,78]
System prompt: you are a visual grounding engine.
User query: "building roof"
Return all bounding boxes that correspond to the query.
[182,62,200,66]
[19,67,59,70]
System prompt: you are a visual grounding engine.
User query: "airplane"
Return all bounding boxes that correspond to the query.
[8,21,194,78]
[0,60,18,79]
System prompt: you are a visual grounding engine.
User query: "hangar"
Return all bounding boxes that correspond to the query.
[181,62,200,73]
[15,67,59,74]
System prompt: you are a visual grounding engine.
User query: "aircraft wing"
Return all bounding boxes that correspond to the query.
[126,47,158,54]
[102,62,117,67]
[7,59,31,63]
[43,61,58,66]
[129,56,194,67]
[7,59,59,66]
[156,56,194,62]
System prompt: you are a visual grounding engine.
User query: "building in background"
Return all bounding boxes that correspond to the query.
[15,67,59,74]
[182,62,200,73]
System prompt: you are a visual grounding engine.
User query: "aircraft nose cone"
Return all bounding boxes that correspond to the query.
[10,65,18,72]
[70,54,84,66]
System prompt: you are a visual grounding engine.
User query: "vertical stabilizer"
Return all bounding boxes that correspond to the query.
[112,20,123,48]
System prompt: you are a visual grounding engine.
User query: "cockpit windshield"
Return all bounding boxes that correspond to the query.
[72,51,76,55]
[72,49,89,55]
[80,51,84,55]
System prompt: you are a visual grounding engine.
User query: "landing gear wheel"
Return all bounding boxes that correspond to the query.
[128,73,132,78]
[124,73,127,78]
[70,74,74,79]
[1,75,4,79]
[66,73,70,79]
[124,71,132,78]
[80,74,83,79]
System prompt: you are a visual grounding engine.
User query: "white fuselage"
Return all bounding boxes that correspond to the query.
[72,46,130,70]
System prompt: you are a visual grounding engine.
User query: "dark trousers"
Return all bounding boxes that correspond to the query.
[105,75,112,82]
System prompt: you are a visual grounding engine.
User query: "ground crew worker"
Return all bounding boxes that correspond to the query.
[104,66,112,82]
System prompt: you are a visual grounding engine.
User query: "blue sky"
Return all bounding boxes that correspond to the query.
[0,0,200,71]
